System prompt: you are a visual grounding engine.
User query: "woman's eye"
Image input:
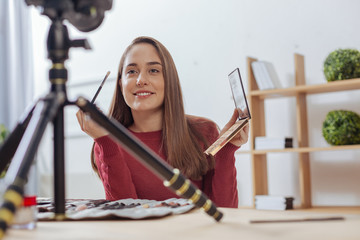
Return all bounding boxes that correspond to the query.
[150,69,159,73]
[127,69,137,75]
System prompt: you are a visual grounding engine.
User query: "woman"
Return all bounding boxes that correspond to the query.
[76,36,249,208]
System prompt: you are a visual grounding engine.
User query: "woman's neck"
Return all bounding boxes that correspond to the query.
[129,109,163,132]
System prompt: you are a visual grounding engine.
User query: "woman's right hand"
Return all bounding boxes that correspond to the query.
[76,110,108,139]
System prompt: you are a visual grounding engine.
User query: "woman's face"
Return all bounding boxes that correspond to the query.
[120,43,165,115]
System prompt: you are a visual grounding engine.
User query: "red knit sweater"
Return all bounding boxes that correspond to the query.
[94,119,239,208]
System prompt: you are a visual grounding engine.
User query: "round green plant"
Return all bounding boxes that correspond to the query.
[0,124,8,143]
[322,110,360,145]
[0,124,9,178]
[323,49,360,82]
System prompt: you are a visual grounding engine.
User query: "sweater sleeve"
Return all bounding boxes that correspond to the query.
[210,142,239,208]
[201,122,239,208]
[94,135,137,200]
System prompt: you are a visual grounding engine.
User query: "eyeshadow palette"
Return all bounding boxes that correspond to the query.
[36,198,194,220]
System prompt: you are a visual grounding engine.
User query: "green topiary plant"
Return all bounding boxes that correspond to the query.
[0,124,9,178]
[0,124,8,143]
[322,110,360,145]
[323,49,360,82]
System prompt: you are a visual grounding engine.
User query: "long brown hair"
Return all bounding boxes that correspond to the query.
[91,36,214,179]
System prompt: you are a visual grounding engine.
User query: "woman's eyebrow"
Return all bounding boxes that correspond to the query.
[147,61,162,66]
[125,62,162,67]
[126,63,137,67]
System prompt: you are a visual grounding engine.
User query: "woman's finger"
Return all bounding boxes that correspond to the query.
[76,110,84,129]
[223,109,239,131]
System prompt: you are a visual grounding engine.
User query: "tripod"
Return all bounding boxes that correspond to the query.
[0,9,223,238]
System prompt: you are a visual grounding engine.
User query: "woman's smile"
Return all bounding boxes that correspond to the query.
[134,90,155,98]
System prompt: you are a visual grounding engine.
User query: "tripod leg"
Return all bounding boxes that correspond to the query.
[0,103,37,174]
[0,93,64,236]
[53,104,66,219]
[76,97,223,222]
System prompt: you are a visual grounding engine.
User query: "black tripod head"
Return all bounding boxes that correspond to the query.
[25,0,113,32]
[25,0,112,87]
[25,0,112,63]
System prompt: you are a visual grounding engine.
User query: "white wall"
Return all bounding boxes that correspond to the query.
[30,0,360,206]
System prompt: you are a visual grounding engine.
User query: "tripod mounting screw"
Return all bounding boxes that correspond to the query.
[71,39,91,50]
[76,97,87,107]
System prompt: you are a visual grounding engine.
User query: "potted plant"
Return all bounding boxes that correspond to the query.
[323,49,360,82]
[322,110,360,145]
[0,124,9,178]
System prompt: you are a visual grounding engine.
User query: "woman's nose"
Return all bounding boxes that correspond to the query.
[136,74,148,86]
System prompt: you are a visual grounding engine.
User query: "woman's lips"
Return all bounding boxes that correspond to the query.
[134,91,154,97]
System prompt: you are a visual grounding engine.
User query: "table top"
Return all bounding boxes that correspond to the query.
[5,207,360,240]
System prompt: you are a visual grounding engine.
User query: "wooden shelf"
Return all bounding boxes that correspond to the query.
[237,144,360,155]
[246,54,360,209]
[249,77,360,99]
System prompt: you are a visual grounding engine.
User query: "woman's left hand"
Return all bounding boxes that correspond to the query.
[220,109,250,147]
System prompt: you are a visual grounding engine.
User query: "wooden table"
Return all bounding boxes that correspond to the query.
[5,207,360,240]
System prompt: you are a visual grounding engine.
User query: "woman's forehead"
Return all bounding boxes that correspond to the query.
[124,43,161,64]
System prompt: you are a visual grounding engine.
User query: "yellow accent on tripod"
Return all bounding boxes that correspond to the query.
[50,78,67,84]
[55,213,67,221]
[52,63,64,69]
[176,179,190,195]
[163,168,180,187]
[213,211,220,220]
[202,199,212,212]
[189,189,201,204]
[0,209,14,225]
[4,190,23,208]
